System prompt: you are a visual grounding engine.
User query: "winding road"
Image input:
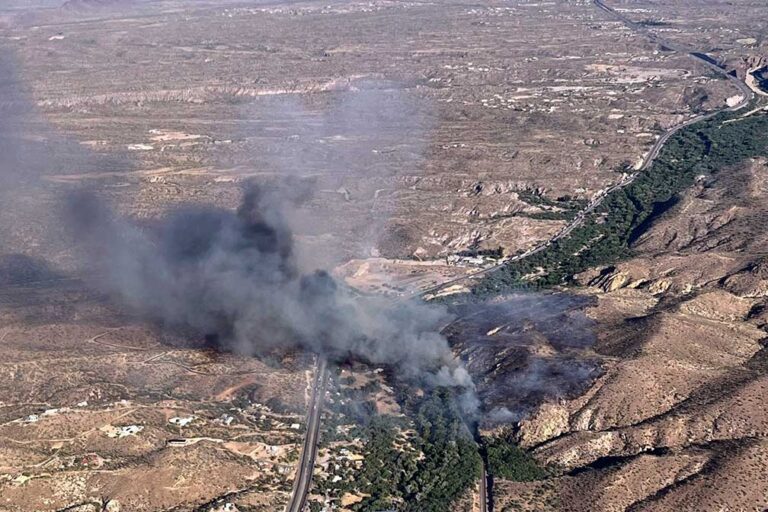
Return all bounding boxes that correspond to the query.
[417,1,754,301]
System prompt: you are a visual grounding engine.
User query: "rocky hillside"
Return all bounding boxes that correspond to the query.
[500,157,768,511]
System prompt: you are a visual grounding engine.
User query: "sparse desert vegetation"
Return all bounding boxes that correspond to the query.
[0,0,767,511]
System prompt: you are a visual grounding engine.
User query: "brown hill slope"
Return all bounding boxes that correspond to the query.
[499,157,768,511]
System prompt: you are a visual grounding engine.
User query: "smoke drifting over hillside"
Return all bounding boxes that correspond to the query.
[446,295,601,423]
[65,182,477,410]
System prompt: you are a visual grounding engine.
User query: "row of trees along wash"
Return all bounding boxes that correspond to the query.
[474,105,768,294]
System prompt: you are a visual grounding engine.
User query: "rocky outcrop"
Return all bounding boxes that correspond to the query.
[516,403,570,448]
[38,76,374,109]
[535,374,768,471]
[517,158,768,481]
[722,259,768,298]
[736,54,768,79]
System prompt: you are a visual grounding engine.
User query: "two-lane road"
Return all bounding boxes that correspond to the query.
[479,463,489,512]
[594,0,754,101]
[284,356,329,512]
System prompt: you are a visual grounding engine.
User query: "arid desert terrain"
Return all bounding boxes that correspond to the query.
[1,1,767,511]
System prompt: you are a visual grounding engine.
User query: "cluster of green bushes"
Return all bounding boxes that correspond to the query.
[475,107,768,294]
[485,434,550,482]
[352,388,482,512]
[511,190,586,222]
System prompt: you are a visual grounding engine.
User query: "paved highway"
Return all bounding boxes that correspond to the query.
[284,356,329,512]
[479,463,489,512]
[594,0,754,102]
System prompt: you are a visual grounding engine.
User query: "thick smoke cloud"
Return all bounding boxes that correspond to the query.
[1,44,476,413]
[65,182,477,409]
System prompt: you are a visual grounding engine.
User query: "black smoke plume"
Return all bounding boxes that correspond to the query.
[65,183,477,408]
[0,43,474,412]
